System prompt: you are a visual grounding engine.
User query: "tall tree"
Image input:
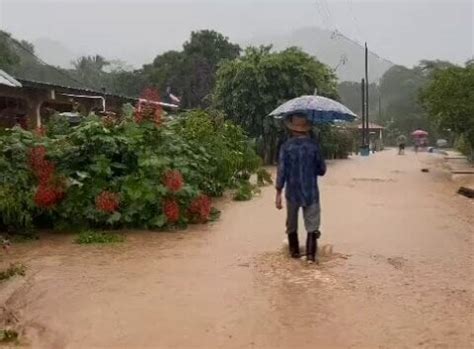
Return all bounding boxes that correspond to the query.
[71,55,110,89]
[213,46,338,136]
[0,31,20,71]
[145,30,241,108]
[338,81,380,119]
[212,46,338,162]
[420,62,474,159]
[377,60,457,143]
[143,51,183,96]
[377,64,431,142]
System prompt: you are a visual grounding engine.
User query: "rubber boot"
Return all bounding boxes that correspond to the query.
[287,232,300,258]
[306,231,319,263]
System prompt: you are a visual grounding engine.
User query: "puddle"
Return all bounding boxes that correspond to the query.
[252,244,349,290]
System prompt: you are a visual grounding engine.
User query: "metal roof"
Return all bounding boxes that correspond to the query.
[17,78,135,101]
[3,75,180,111]
[355,122,385,130]
[0,69,22,87]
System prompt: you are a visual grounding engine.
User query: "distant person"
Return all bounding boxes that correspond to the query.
[397,135,407,155]
[370,140,376,153]
[414,138,420,153]
[275,113,326,263]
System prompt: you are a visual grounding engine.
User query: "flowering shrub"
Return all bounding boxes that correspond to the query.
[188,195,212,223]
[0,109,263,231]
[28,145,65,209]
[0,128,39,231]
[163,199,180,223]
[164,170,184,193]
[95,191,120,213]
[135,88,163,125]
[34,184,63,208]
[34,126,47,137]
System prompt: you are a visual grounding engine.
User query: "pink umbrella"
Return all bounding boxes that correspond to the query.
[411,130,428,137]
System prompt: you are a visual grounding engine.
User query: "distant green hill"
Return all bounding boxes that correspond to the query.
[0,30,84,88]
[245,27,393,82]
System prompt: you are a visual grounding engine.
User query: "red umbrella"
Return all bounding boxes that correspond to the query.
[411,130,428,137]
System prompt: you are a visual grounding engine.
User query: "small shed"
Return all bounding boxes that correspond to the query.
[351,122,385,151]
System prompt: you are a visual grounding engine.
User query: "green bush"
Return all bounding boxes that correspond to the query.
[257,168,273,187]
[233,182,260,201]
[0,263,26,282]
[0,110,263,231]
[0,329,19,344]
[171,110,262,195]
[75,230,124,244]
[455,134,474,161]
[0,128,38,232]
[45,113,72,136]
[316,125,354,159]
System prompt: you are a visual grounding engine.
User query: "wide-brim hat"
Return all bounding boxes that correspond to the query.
[285,114,312,132]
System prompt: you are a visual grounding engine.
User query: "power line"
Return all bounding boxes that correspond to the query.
[0,31,87,88]
[321,0,336,30]
[315,0,330,29]
[347,0,363,45]
[335,30,397,67]
[312,1,396,82]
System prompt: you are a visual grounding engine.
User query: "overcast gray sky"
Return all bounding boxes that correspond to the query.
[0,0,472,68]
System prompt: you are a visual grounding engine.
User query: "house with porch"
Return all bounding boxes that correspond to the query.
[0,69,178,129]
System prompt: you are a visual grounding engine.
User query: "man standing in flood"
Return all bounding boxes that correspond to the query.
[275,113,326,263]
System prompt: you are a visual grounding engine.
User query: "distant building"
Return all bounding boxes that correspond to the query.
[350,122,385,151]
[0,70,179,129]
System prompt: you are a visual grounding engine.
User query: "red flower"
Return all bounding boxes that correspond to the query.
[36,162,56,183]
[95,191,120,213]
[34,184,64,208]
[28,146,47,170]
[163,199,180,223]
[134,109,144,123]
[135,87,163,126]
[164,170,184,193]
[29,146,66,208]
[28,146,55,183]
[189,195,212,223]
[34,126,47,137]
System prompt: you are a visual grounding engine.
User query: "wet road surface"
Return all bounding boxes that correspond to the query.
[1,150,473,348]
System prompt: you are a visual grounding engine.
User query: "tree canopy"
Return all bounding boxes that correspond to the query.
[420,62,474,158]
[0,31,20,70]
[212,46,338,138]
[144,30,241,108]
[338,81,380,118]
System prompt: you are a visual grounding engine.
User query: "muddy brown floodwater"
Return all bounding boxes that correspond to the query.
[1,150,473,349]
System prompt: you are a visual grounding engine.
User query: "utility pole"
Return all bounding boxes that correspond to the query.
[378,93,382,121]
[365,42,369,149]
[361,78,366,148]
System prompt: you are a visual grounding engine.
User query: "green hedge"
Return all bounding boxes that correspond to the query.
[0,110,261,232]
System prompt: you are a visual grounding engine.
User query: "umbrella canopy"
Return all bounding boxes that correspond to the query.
[397,135,407,143]
[411,129,429,137]
[269,95,358,123]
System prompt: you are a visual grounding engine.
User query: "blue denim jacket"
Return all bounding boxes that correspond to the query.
[276,137,326,207]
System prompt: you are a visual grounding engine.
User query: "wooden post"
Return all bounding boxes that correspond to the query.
[27,96,43,129]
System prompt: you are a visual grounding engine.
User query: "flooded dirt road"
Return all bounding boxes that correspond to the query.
[2,150,473,348]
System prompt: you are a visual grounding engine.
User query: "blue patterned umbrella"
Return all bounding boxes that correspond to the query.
[269,95,358,123]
